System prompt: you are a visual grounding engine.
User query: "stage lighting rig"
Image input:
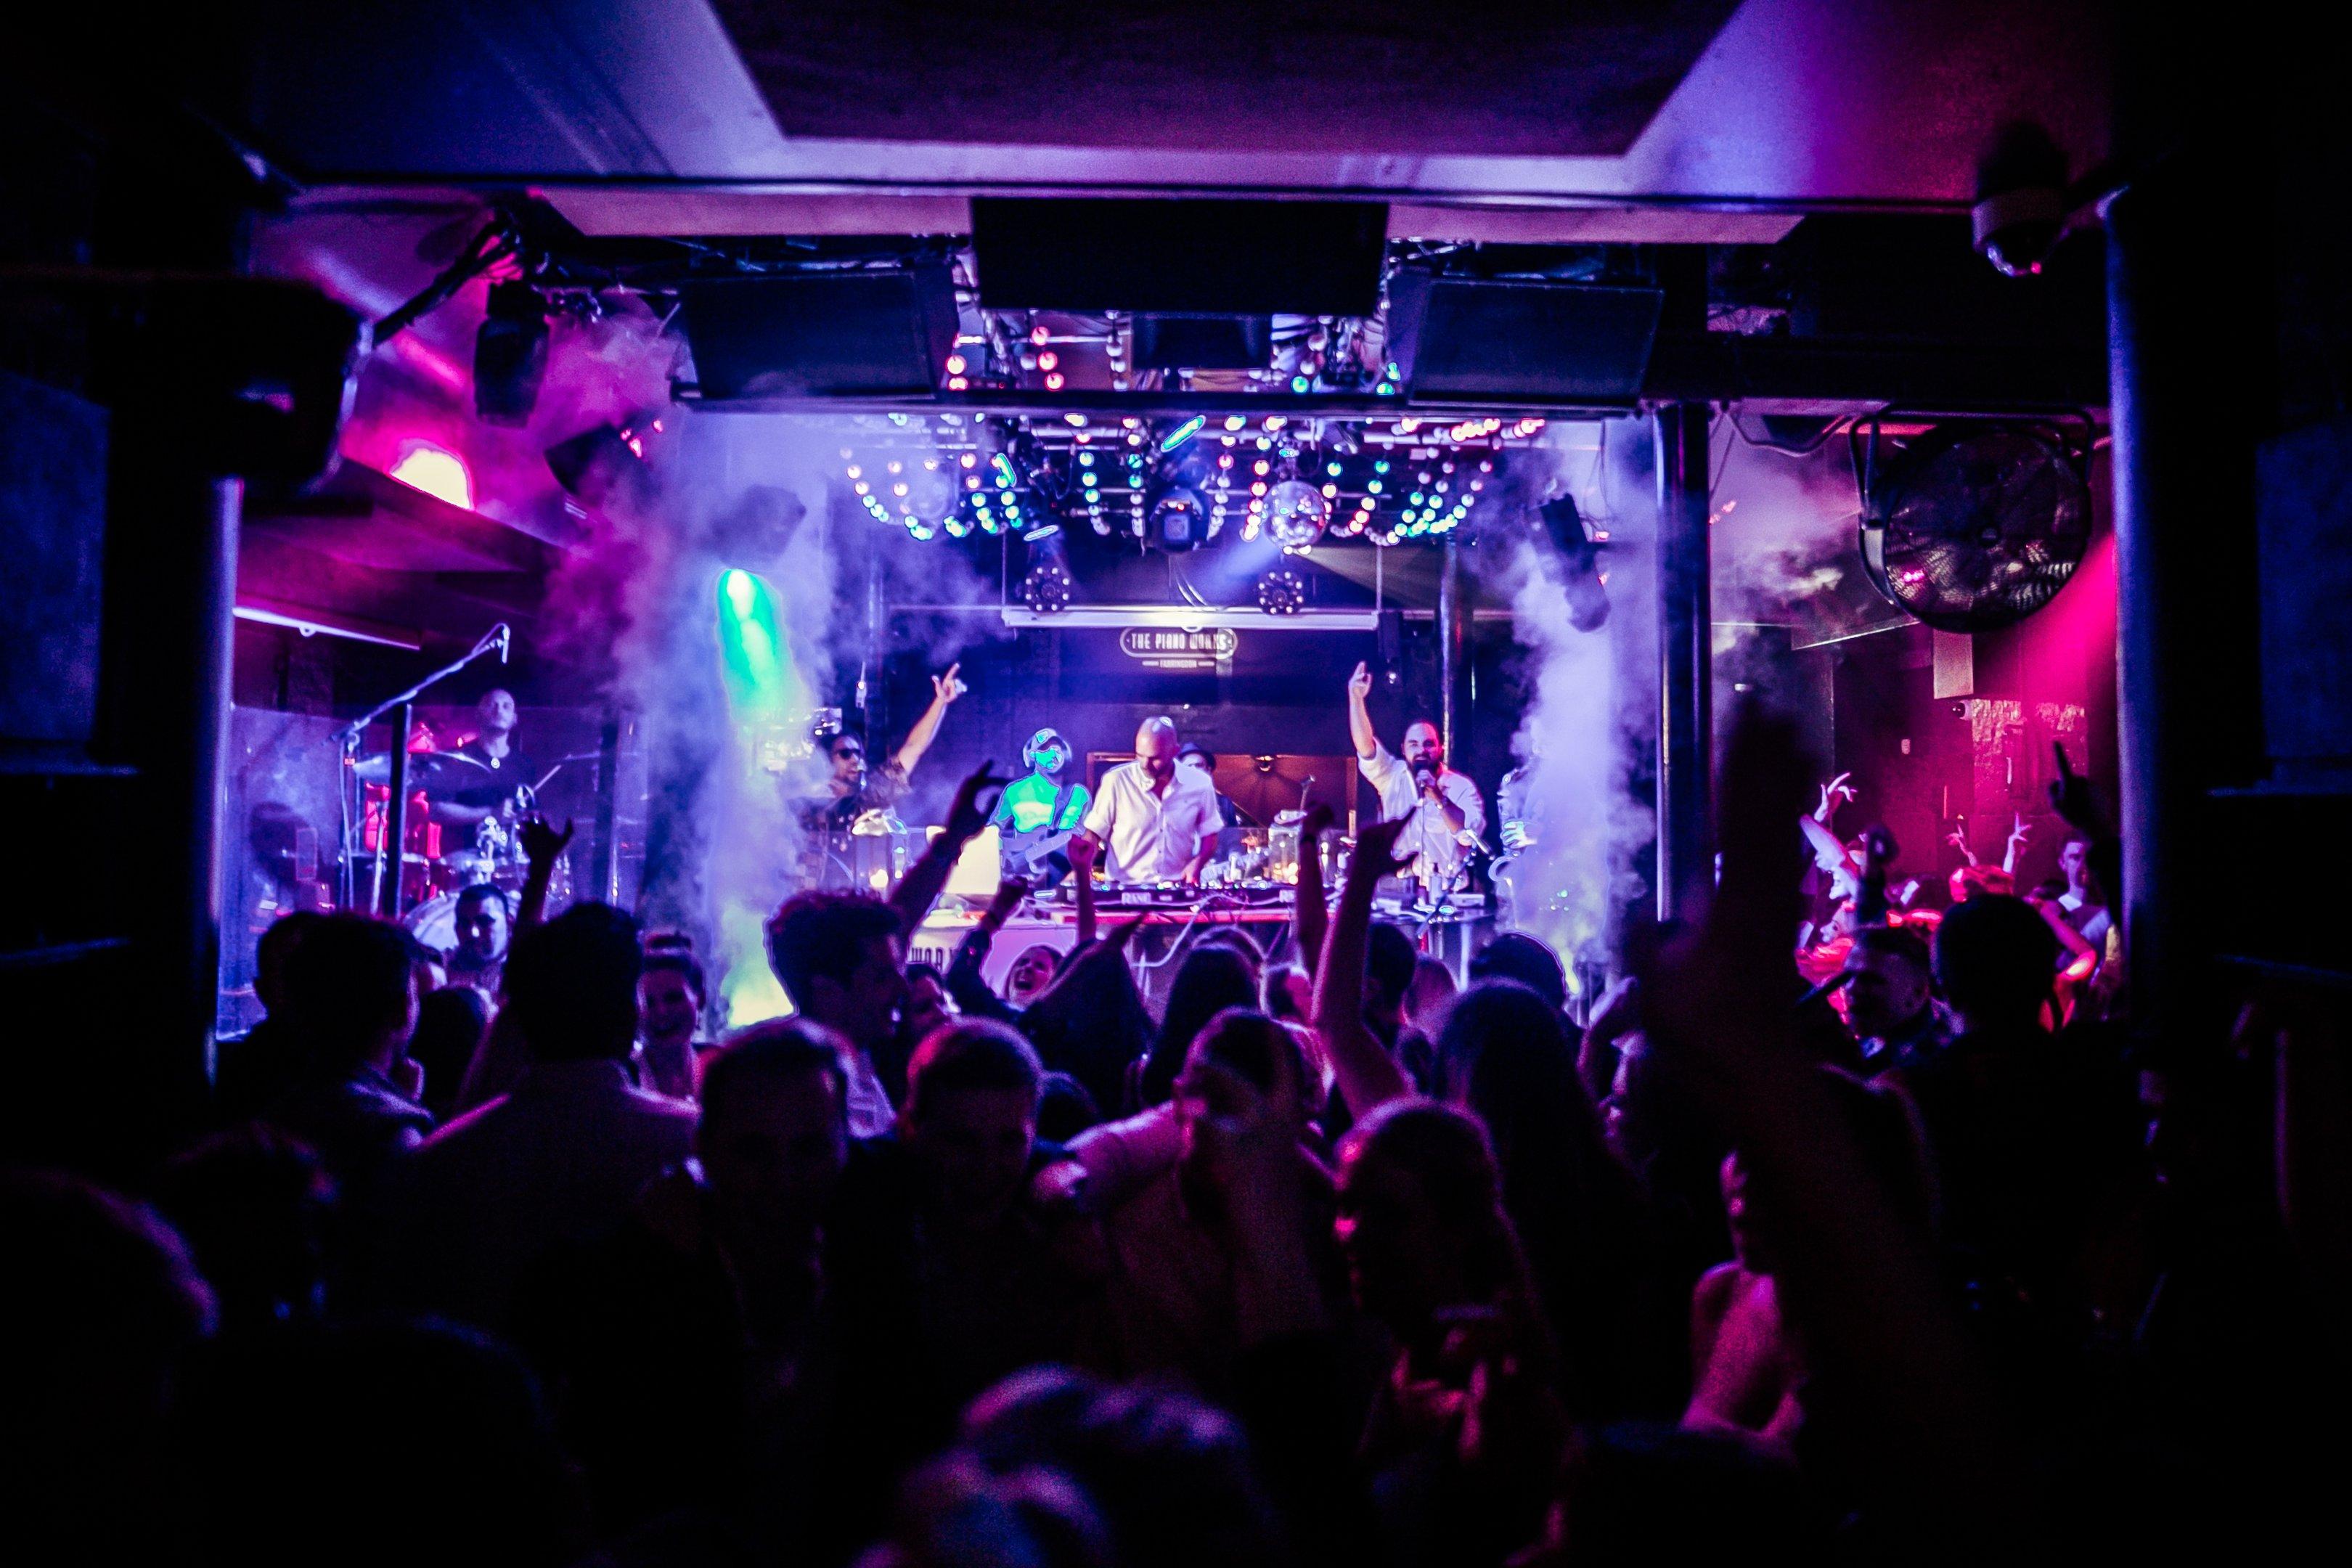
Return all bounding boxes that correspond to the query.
[1257,567,1308,615]
[474,279,551,425]
[1146,481,1211,552]
[1018,522,1074,613]
[1538,494,1612,632]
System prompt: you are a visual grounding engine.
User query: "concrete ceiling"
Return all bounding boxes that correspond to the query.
[227,0,2110,221]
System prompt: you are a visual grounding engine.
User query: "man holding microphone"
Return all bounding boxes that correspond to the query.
[1345,661,1487,899]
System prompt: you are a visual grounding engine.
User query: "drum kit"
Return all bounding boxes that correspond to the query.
[348,746,579,942]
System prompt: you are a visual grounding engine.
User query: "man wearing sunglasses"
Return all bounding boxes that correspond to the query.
[801,665,969,881]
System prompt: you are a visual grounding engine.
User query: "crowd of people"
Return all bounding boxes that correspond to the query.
[9,714,2349,1566]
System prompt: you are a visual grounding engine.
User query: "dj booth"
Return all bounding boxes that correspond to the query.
[909,829,1492,1001]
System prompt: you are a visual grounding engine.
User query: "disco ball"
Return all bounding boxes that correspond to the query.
[1265,478,1330,550]
[907,465,957,523]
[1257,567,1308,615]
[1021,560,1074,614]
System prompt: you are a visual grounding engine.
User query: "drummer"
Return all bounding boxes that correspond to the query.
[431,689,537,828]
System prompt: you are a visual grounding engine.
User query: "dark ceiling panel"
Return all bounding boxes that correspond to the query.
[711,0,1739,158]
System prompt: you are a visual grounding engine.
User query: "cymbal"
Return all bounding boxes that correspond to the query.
[351,750,495,789]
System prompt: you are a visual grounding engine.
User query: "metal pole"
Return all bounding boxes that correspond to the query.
[380,702,413,918]
[1654,403,1715,922]
[1437,536,1468,760]
[590,709,623,904]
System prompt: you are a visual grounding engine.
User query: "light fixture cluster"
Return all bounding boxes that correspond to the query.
[840,436,1021,540]
[833,412,1535,548]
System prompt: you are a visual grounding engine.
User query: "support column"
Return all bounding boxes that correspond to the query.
[589,709,623,905]
[1654,403,1714,922]
[1437,536,1470,762]
[2105,162,2266,1048]
[93,453,242,1122]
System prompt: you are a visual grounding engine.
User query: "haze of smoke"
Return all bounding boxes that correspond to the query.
[545,396,1001,1024]
[1708,426,1866,627]
[1483,422,1656,984]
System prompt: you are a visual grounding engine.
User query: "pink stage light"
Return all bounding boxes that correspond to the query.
[389,441,473,510]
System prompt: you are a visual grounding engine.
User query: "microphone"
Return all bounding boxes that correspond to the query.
[1413,767,1436,794]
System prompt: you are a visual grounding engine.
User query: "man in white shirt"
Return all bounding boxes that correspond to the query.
[1346,661,1486,892]
[2055,836,2112,948]
[1076,716,1221,885]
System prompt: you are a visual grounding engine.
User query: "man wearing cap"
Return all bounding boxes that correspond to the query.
[992,727,1092,887]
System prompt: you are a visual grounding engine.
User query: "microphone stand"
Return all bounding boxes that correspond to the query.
[332,624,512,915]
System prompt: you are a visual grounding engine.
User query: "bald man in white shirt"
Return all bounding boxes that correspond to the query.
[1076,716,1222,886]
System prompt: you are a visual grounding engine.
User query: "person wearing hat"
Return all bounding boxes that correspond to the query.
[992,727,1091,886]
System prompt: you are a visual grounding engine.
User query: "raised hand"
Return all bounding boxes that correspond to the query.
[1347,660,1374,702]
[983,876,1029,930]
[932,663,967,705]
[2006,812,2031,850]
[1302,801,1336,842]
[1585,973,1641,1045]
[1350,813,1415,883]
[1815,771,1856,822]
[944,761,1010,842]
[1067,832,1098,873]
[2047,742,2107,838]
[518,814,575,866]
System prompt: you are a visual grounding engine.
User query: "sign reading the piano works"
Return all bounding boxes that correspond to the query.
[1118,627,1240,671]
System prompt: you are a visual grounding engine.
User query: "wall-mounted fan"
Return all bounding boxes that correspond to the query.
[1857,422,2091,632]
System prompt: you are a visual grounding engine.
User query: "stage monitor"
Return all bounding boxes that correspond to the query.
[1386,273,1664,400]
[679,266,959,399]
[973,198,1387,316]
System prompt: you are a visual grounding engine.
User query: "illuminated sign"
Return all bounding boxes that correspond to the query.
[1118,627,1240,671]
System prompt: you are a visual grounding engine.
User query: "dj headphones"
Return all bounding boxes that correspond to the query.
[1023,727,1071,772]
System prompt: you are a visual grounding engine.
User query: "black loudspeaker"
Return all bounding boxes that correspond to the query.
[679,266,959,399]
[1377,608,1404,685]
[973,198,1387,315]
[1131,314,1273,371]
[1387,273,1663,399]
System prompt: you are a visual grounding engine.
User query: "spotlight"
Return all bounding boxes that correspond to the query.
[1265,477,1329,550]
[1021,558,1074,613]
[474,279,549,425]
[544,421,642,508]
[389,441,473,510]
[1146,482,1210,552]
[1257,568,1308,615]
[1538,494,1611,632]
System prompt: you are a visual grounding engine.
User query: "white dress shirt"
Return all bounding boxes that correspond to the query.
[1081,760,1221,884]
[1360,743,1487,887]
